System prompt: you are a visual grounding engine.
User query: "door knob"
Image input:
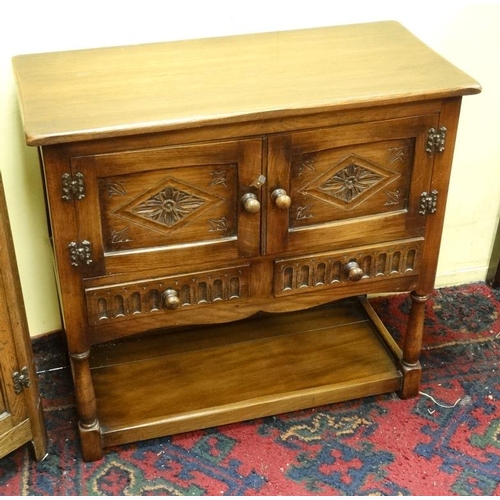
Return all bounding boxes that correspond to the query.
[162,289,180,309]
[241,193,261,214]
[344,261,364,281]
[271,189,291,209]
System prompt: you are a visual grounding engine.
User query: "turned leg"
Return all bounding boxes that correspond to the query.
[70,351,103,461]
[398,291,428,399]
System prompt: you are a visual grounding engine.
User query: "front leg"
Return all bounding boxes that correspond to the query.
[70,351,103,461]
[398,291,428,399]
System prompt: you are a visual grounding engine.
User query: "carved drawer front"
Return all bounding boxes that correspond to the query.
[70,139,262,277]
[266,115,438,255]
[273,238,423,296]
[85,265,249,325]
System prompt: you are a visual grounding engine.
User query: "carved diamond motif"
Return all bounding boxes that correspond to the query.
[133,186,206,228]
[300,154,398,210]
[113,177,223,234]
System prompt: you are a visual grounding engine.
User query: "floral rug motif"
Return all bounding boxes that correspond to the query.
[1,283,499,495]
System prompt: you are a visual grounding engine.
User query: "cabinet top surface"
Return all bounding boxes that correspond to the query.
[13,21,480,146]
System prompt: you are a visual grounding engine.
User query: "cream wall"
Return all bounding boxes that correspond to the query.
[1,1,499,337]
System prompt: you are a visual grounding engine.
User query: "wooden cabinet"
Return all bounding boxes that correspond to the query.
[12,21,480,461]
[0,174,47,461]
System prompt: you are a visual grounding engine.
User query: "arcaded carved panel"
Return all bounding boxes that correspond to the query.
[85,265,249,325]
[274,239,422,296]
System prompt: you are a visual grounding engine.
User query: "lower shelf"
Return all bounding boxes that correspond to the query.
[90,296,403,449]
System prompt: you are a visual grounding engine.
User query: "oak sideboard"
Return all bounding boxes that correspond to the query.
[13,21,480,461]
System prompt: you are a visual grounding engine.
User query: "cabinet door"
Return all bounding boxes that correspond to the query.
[0,273,28,457]
[71,139,262,277]
[266,115,438,255]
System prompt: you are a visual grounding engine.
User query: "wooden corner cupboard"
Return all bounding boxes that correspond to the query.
[0,173,47,461]
[12,21,480,461]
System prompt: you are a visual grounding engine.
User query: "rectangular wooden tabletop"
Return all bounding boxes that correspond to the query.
[12,21,480,146]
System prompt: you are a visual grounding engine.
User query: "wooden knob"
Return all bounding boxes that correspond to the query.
[162,289,180,310]
[272,189,291,209]
[344,261,364,281]
[241,193,261,214]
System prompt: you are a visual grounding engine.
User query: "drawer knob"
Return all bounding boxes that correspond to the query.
[272,189,291,210]
[241,193,261,214]
[162,289,180,310]
[344,261,364,281]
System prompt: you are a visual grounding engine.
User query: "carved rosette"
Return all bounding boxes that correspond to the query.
[319,163,383,203]
[132,186,206,228]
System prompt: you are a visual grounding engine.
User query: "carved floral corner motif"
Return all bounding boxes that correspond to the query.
[107,181,127,197]
[384,190,401,206]
[208,217,228,232]
[111,227,132,244]
[209,170,228,188]
[295,158,316,177]
[296,205,313,221]
[388,146,407,164]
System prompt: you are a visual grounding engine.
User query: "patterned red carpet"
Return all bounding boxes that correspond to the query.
[1,282,499,495]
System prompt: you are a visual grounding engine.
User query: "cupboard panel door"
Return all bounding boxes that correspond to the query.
[0,266,27,444]
[71,139,263,277]
[266,115,438,255]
